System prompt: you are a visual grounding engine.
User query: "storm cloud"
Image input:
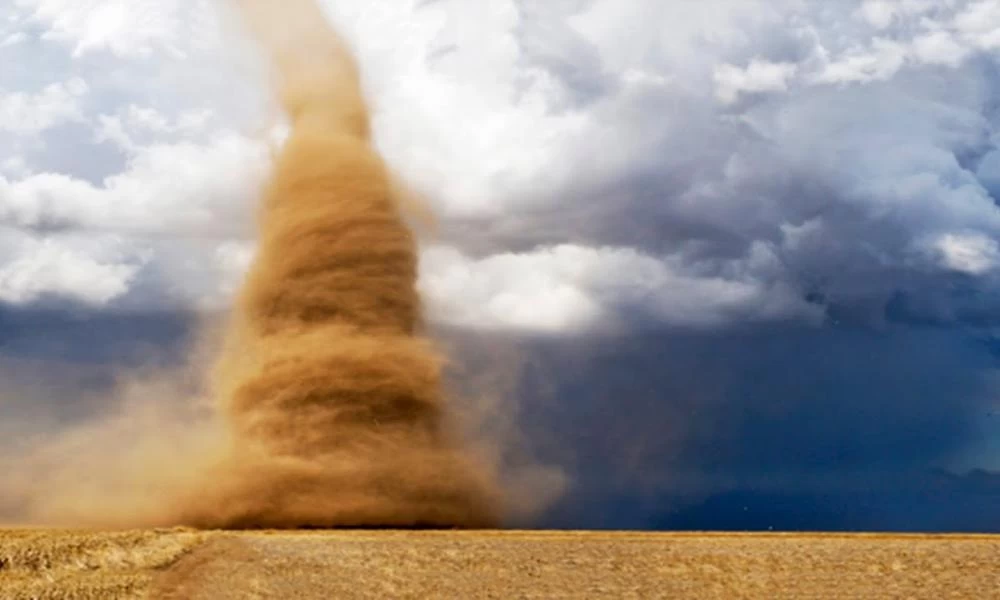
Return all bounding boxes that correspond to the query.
[1,0,999,530]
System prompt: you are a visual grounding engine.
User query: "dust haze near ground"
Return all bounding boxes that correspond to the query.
[0,0,501,529]
[0,323,226,527]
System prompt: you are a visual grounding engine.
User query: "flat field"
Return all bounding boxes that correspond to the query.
[1,529,997,599]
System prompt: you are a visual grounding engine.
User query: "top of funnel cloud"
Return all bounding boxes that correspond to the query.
[230,0,369,139]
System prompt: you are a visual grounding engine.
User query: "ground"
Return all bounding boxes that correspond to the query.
[0,529,997,598]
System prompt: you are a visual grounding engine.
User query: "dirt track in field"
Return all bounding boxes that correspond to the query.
[2,529,998,599]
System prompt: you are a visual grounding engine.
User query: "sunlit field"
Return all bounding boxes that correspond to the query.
[2,529,997,599]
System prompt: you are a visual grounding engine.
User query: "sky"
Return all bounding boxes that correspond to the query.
[1,0,1000,530]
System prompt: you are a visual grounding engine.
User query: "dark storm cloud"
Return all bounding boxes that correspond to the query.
[0,304,192,365]
[654,468,1000,533]
[3,306,996,531]
[442,324,999,530]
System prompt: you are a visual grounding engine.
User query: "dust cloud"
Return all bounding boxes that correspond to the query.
[1,0,502,529]
[169,0,500,528]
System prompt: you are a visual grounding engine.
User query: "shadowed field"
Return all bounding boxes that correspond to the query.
[2,529,998,599]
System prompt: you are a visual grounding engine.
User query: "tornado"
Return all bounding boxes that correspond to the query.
[176,0,500,529]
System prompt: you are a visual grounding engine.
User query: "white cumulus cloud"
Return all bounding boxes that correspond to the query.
[0,234,140,305]
[1,0,1000,331]
[0,78,87,135]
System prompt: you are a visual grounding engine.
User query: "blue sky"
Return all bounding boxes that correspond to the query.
[1,0,1000,530]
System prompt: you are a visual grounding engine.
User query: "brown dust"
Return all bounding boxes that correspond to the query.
[0,0,500,530]
[170,0,500,528]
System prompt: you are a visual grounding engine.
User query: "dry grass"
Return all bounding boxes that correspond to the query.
[0,528,205,599]
[2,529,997,599]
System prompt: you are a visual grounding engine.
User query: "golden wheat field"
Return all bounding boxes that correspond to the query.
[1,528,997,599]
